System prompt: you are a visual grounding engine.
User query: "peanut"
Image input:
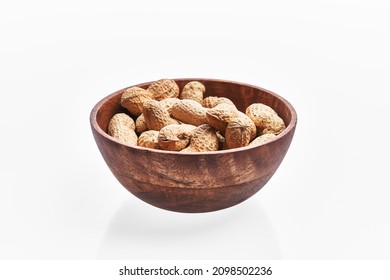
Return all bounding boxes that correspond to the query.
[181,124,219,152]
[135,114,148,134]
[206,103,238,133]
[225,112,257,149]
[171,99,208,126]
[249,134,277,146]
[142,100,180,131]
[202,96,234,108]
[180,81,205,103]
[107,113,137,145]
[121,87,153,116]
[147,79,179,101]
[159,97,180,114]
[158,124,196,151]
[246,103,286,135]
[138,130,160,149]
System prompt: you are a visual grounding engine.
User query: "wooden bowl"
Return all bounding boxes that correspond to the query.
[90,79,297,213]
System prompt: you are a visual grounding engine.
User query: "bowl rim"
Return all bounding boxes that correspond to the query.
[90,78,297,156]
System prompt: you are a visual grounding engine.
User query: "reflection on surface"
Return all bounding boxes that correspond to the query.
[97,196,281,259]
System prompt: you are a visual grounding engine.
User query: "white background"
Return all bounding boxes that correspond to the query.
[1,0,389,260]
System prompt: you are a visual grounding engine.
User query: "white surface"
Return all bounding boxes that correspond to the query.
[1,0,389,259]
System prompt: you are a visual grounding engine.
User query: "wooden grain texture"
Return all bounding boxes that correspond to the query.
[90,78,297,213]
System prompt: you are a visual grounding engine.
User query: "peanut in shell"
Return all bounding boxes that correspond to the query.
[135,114,148,134]
[246,103,286,135]
[147,79,179,101]
[225,115,256,149]
[249,134,277,146]
[158,124,196,151]
[138,130,160,149]
[120,87,153,116]
[171,99,208,126]
[159,98,180,114]
[180,81,205,103]
[107,113,137,145]
[202,96,234,108]
[142,100,180,131]
[206,103,238,133]
[181,124,219,152]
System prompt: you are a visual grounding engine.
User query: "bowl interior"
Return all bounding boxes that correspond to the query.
[94,79,295,140]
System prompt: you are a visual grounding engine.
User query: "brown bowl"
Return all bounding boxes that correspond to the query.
[90,79,297,213]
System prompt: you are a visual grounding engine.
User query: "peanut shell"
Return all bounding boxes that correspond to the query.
[246,103,286,135]
[180,81,205,103]
[135,114,148,134]
[249,134,277,146]
[147,79,179,101]
[181,124,218,152]
[158,124,196,151]
[202,96,234,108]
[225,116,256,149]
[120,87,153,116]
[142,100,180,131]
[159,98,180,114]
[138,130,160,149]
[171,99,208,126]
[237,111,257,141]
[206,103,238,133]
[107,113,137,145]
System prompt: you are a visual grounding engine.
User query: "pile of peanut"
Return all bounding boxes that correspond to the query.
[107,79,286,152]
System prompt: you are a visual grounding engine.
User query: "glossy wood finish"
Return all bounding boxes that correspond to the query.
[90,79,297,213]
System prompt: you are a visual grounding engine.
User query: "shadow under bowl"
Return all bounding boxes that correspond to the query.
[90,78,297,213]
